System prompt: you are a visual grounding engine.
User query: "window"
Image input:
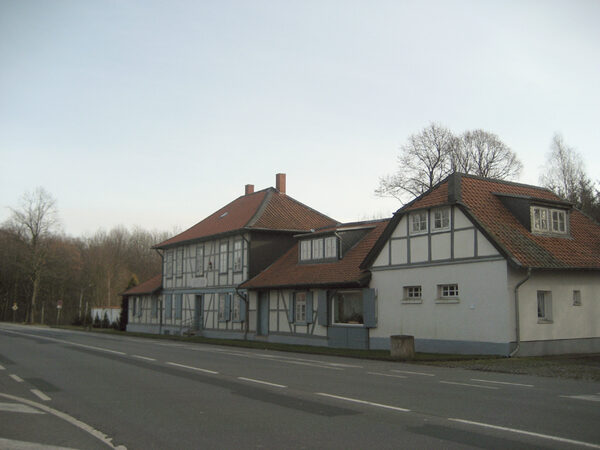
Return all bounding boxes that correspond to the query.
[403,286,422,303]
[131,297,137,317]
[233,240,243,272]
[411,211,428,234]
[432,208,450,231]
[175,294,182,320]
[573,290,582,306]
[232,297,241,322]
[325,236,337,259]
[176,248,184,278]
[532,206,567,235]
[300,240,311,261]
[437,284,459,302]
[166,251,174,278]
[312,239,324,260]
[195,245,204,277]
[165,294,173,320]
[218,293,230,322]
[295,292,307,323]
[332,291,363,325]
[151,296,158,318]
[137,298,143,317]
[537,290,552,322]
[219,242,228,274]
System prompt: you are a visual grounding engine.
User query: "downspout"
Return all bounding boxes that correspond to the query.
[155,248,164,335]
[510,267,531,358]
[237,233,251,340]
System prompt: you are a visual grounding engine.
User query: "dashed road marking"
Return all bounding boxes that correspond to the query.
[31,389,51,401]
[132,355,156,362]
[449,418,600,449]
[440,381,498,390]
[0,364,5,370]
[390,369,435,377]
[560,393,600,402]
[166,362,219,374]
[237,377,287,388]
[9,374,24,383]
[316,392,411,412]
[0,402,44,414]
[368,372,407,379]
[471,379,533,387]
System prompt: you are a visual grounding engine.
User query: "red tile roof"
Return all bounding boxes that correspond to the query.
[155,188,337,248]
[121,274,162,296]
[241,220,390,289]
[386,174,600,270]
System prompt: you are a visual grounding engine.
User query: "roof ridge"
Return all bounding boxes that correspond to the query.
[459,172,556,193]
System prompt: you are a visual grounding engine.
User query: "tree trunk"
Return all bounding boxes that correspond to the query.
[30,273,40,323]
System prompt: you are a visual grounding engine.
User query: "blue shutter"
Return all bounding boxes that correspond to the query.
[317,290,328,326]
[288,295,295,323]
[306,292,314,324]
[363,288,377,328]
[165,294,172,320]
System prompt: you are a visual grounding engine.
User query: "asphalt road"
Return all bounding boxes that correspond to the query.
[1,323,599,449]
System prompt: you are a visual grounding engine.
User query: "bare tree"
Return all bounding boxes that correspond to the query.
[453,130,522,179]
[5,187,60,323]
[377,124,522,204]
[376,123,457,202]
[540,134,599,219]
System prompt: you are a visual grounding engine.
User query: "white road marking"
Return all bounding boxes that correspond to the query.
[166,362,219,374]
[471,378,533,387]
[449,418,600,449]
[208,349,346,370]
[0,329,127,355]
[0,364,5,370]
[0,438,77,449]
[31,389,51,401]
[560,394,600,402]
[440,381,498,390]
[0,402,44,414]
[0,392,126,449]
[10,374,24,383]
[132,354,156,362]
[237,377,287,388]
[391,369,435,377]
[368,372,407,379]
[316,392,411,412]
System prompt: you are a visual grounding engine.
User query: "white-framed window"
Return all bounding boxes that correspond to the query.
[218,293,230,322]
[312,239,324,260]
[151,296,158,318]
[294,292,307,323]
[137,298,143,317]
[166,251,174,279]
[176,248,184,278]
[131,297,137,317]
[332,291,363,325]
[195,244,204,277]
[537,290,553,322]
[532,206,567,235]
[437,284,459,302]
[300,240,311,261]
[232,297,241,321]
[325,236,337,259]
[219,242,228,274]
[233,240,243,272]
[411,211,428,234]
[432,207,450,231]
[573,290,582,306]
[403,286,422,303]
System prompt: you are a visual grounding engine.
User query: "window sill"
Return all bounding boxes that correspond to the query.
[402,298,423,304]
[436,298,460,304]
[537,319,554,324]
[331,323,364,327]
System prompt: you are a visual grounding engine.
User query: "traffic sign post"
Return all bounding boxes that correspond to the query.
[56,300,63,325]
[12,302,18,323]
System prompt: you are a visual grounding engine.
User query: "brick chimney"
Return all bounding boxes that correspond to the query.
[245,184,254,195]
[275,173,286,194]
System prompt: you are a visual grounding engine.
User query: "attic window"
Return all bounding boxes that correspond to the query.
[531,206,567,235]
[299,236,338,262]
[220,212,229,219]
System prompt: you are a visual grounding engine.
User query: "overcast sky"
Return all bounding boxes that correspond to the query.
[1,0,599,237]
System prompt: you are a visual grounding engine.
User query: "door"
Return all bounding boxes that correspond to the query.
[194,295,203,331]
[257,291,269,336]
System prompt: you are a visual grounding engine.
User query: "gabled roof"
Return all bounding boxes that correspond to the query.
[121,274,162,296]
[155,188,337,249]
[241,219,390,290]
[364,173,600,270]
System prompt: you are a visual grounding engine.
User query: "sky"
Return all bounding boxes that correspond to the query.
[1,0,599,237]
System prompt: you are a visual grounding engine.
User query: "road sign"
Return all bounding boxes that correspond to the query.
[12,303,18,311]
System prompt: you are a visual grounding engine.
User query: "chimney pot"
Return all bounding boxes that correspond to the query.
[245,184,254,195]
[275,173,286,194]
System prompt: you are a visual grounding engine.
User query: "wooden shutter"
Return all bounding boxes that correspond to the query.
[306,292,314,324]
[317,290,328,326]
[363,288,377,328]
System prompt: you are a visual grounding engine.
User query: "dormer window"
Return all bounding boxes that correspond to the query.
[299,236,338,262]
[432,207,450,232]
[531,206,567,235]
[410,211,428,235]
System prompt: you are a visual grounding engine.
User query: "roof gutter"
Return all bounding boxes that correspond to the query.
[509,267,532,358]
